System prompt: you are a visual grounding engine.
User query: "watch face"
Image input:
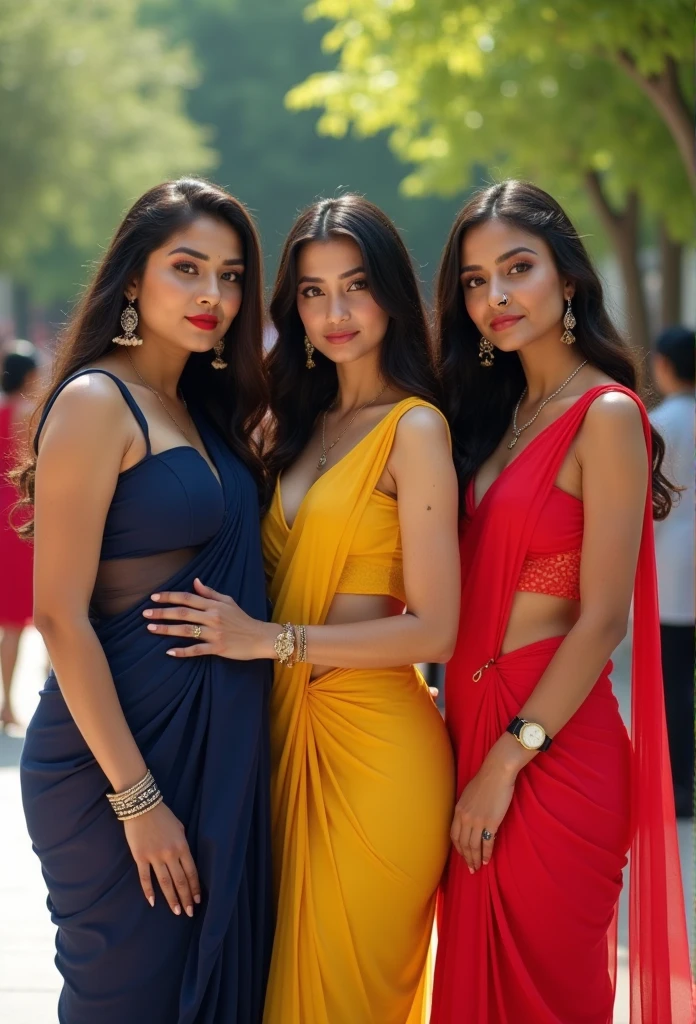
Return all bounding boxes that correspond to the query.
[519,722,546,750]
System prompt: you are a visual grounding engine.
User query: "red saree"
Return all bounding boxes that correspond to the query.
[432,386,693,1024]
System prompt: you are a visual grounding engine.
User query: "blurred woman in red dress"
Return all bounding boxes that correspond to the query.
[0,340,40,728]
[432,181,692,1024]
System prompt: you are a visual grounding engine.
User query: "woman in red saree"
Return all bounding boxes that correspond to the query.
[431,181,692,1024]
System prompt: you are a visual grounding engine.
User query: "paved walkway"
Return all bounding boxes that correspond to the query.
[0,628,692,1023]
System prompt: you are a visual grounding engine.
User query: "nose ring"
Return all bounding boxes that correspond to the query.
[498,294,508,306]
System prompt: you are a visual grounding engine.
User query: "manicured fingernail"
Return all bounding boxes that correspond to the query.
[194,894,201,904]
[166,650,177,656]
[147,624,157,631]
[143,609,153,617]
[174,904,181,916]
[151,594,160,601]
[148,896,155,907]
[186,905,194,917]
[469,868,475,875]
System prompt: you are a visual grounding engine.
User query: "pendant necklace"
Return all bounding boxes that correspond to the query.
[125,350,195,445]
[318,382,388,471]
[508,360,588,450]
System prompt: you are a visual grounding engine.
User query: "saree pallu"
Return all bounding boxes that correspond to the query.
[432,386,692,1024]
[261,398,455,1024]
[20,418,273,1024]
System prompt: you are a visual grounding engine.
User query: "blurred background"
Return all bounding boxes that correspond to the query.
[0,0,693,345]
[0,0,693,1020]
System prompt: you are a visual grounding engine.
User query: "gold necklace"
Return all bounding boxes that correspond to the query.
[509,360,588,449]
[318,382,388,471]
[125,351,194,445]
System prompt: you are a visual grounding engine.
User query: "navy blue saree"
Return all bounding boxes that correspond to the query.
[20,370,273,1023]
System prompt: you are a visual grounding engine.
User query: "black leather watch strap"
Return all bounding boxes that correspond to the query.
[506,716,552,751]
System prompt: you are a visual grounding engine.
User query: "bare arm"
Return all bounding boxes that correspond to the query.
[451,392,648,870]
[496,392,647,766]
[34,376,147,791]
[147,407,462,667]
[34,375,200,915]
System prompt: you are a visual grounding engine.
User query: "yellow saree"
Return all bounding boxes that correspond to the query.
[261,398,455,1024]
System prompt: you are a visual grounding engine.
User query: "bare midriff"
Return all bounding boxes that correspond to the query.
[500,591,580,656]
[310,592,405,680]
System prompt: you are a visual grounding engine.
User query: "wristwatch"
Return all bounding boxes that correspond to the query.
[506,716,552,752]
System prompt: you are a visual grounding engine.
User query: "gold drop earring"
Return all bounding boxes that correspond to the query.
[478,336,495,367]
[561,298,576,345]
[211,337,227,370]
[304,336,316,369]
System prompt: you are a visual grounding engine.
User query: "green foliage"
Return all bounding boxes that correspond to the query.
[287,0,693,245]
[141,0,464,288]
[0,0,215,301]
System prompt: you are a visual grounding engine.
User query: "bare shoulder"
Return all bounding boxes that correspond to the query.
[38,371,132,451]
[577,389,647,476]
[393,403,450,446]
[583,389,644,436]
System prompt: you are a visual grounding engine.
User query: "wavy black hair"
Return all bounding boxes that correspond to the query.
[264,194,442,482]
[436,180,675,519]
[13,178,268,535]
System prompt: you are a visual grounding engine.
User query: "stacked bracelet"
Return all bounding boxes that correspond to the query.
[106,770,163,821]
[295,625,308,664]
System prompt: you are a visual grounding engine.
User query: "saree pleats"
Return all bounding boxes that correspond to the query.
[21,419,273,1024]
[433,386,692,1024]
[261,399,454,1024]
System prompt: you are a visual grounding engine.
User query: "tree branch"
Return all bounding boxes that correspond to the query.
[615,53,695,193]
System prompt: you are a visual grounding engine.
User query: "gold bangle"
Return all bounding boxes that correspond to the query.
[296,625,308,664]
[273,622,296,665]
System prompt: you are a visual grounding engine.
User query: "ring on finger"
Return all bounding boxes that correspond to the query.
[481,828,496,841]
[192,624,202,640]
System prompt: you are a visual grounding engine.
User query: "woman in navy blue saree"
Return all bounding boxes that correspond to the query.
[15,179,273,1023]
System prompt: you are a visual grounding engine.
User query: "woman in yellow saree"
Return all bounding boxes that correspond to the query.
[148,195,460,1022]
[260,196,459,1023]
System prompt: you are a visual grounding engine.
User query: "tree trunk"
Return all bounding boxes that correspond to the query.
[658,222,683,329]
[615,54,696,194]
[584,171,651,356]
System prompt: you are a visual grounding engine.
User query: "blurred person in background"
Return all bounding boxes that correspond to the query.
[0,339,40,729]
[650,325,695,819]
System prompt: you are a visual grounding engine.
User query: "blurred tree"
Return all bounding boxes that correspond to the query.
[141,0,464,290]
[0,0,214,304]
[287,0,693,350]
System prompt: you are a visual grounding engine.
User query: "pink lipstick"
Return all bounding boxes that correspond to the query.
[490,315,524,332]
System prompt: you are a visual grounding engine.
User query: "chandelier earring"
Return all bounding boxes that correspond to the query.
[304,336,316,370]
[478,336,495,368]
[211,337,228,370]
[561,297,576,345]
[112,299,143,347]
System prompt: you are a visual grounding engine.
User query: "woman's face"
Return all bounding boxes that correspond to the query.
[459,218,573,355]
[132,215,245,355]
[296,236,389,366]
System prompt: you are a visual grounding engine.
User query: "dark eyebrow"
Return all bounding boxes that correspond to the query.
[168,246,244,266]
[459,246,537,274]
[297,265,365,285]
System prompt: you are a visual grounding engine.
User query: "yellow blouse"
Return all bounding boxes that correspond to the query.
[264,482,405,604]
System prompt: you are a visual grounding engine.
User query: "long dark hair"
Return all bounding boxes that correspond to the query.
[13,178,268,535]
[436,180,675,519]
[264,194,442,482]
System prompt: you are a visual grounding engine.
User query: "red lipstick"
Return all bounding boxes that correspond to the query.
[490,314,524,332]
[186,315,219,331]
